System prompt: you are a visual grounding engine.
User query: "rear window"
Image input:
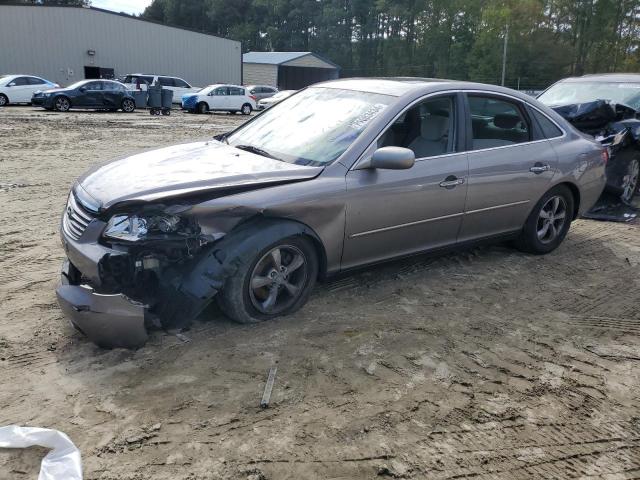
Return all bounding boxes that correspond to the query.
[229,87,244,96]
[158,77,175,87]
[173,78,190,88]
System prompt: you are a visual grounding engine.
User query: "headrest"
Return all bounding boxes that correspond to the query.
[420,115,449,141]
[494,113,520,129]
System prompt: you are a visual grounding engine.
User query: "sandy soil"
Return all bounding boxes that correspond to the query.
[1,105,639,480]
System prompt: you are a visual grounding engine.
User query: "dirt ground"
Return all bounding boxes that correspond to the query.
[1,105,639,480]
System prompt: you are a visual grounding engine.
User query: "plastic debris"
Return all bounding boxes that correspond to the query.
[0,425,82,480]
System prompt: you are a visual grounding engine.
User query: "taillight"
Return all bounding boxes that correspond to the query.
[249,95,257,101]
[601,149,609,164]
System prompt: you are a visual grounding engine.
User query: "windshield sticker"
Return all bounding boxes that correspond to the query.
[348,103,387,130]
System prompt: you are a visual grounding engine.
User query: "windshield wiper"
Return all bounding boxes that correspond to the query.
[234,144,281,161]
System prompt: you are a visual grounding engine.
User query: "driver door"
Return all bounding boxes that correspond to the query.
[342,93,469,269]
[79,81,104,107]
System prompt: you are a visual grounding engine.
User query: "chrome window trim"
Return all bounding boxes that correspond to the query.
[352,88,568,170]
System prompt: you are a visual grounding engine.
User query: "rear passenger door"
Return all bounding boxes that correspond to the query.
[458,93,557,242]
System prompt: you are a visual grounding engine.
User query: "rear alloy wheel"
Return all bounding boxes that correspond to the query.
[515,185,574,254]
[54,96,70,112]
[620,158,639,204]
[121,98,135,113]
[0,94,8,106]
[197,102,208,114]
[241,103,252,115]
[218,236,318,324]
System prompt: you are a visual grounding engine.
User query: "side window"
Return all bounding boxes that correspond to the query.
[12,77,30,86]
[378,96,456,159]
[530,108,563,139]
[229,87,243,96]
[104,82,123,91]
[28,77,46,85]
[84,81,103,90]
[158,77,174,87]
[214,87,229,96]
[173,78,189,88]
[468,95,530,150]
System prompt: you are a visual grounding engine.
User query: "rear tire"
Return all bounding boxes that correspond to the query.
[121,98,135,113]
[197,102,208,114]
[241,103,252,115]
[0,94,8,106]
[514,185,574,254]
[618,158,639,204]
[54,96,70,112]
[218,235,318,324]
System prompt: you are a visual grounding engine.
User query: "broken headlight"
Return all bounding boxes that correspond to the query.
[103,214,183,242]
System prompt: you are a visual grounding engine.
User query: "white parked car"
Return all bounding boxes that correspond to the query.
[0,75,59,106]
[257,90,296,110]
[121,74,199,104]
[181,84,257,115]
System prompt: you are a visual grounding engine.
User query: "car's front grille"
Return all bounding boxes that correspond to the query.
[63,193,97,240]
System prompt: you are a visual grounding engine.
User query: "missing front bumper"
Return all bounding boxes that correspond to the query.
[56,279,148,350]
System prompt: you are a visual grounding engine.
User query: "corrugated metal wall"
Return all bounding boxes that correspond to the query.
[242,63,278,87]
[0,5,241,87]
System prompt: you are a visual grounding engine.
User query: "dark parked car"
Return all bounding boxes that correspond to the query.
[538,74,640,203]
[56,78,606,349]
[32,79,136,113]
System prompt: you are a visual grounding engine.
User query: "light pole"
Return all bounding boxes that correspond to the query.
[501,23,509,86]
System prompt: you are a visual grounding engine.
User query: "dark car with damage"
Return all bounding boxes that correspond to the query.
[538,74,640,204]
[32,79,137,113]
[57,78,606,349]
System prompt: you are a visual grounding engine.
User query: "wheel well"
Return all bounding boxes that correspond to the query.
[558,182,581,219]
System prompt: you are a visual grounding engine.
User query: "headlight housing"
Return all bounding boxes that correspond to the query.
[103,213,183,242]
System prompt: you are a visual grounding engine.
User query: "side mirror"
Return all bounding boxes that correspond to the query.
[7,82,15,87]
[358,147,415,170]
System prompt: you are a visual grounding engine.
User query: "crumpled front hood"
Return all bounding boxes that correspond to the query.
[551,99,638,133]
[77,140,323,210]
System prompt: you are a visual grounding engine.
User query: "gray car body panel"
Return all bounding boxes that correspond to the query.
[57,78,606,348]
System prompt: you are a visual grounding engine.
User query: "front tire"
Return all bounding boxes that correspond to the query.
[121,98,135,113]
[0,94,8,106]
[515,185,574,254]
[218,235,318,324]
[241,103,252,115]
[197,102,208,114]
[54,96,70,112]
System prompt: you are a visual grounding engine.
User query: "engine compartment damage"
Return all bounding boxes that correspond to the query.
[551,99,640,219]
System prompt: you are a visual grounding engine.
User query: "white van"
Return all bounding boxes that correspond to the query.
[122,74,199,103]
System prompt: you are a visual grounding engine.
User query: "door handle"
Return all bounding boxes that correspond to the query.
[439,176,465,188]
[530,164,550,174]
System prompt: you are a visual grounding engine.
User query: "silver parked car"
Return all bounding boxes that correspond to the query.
[246,84,278,101]
[57,78,606,348]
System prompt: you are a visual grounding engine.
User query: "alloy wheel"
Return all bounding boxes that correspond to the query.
[242,104,251,115]
[249,245,308,315]
[0,95,7,106]
[536,195,567,244]
[55,97,70,112]
[621,159,639,203]
[122,99,135,112]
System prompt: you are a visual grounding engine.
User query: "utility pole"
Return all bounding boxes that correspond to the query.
[501,23,509,86]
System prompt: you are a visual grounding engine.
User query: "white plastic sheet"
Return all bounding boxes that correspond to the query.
[0,425,82,480]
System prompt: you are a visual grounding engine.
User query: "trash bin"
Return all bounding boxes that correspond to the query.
[147,85,162,115]
[132,91,147,109]
[161,88,173,115]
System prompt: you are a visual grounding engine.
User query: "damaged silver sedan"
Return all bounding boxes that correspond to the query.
[57,78,606,348]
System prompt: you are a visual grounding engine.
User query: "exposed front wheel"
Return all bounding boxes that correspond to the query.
[218,236,318,324]
[514,185,574,254]
[0,94,9,106]
[241,103,252,115]
[54,96,70,112]
[197,102,208,114]
[121,98,135,113]
[620,158,639,204]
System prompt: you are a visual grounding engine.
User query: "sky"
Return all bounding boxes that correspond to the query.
[90,0,153,16]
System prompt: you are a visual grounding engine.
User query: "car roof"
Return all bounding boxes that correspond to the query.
[559,73,640,83]
[315,77,532,98]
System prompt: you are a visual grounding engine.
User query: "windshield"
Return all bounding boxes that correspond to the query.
[197,85,216,94]
[227,87,394,166]
[539,81,640,110]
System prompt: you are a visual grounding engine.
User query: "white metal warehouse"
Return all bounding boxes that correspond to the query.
[243,52,340,90]
[0,4,242,88]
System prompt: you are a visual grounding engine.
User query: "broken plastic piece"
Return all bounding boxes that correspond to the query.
[260,366,278,409]
[0,425,83,480]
